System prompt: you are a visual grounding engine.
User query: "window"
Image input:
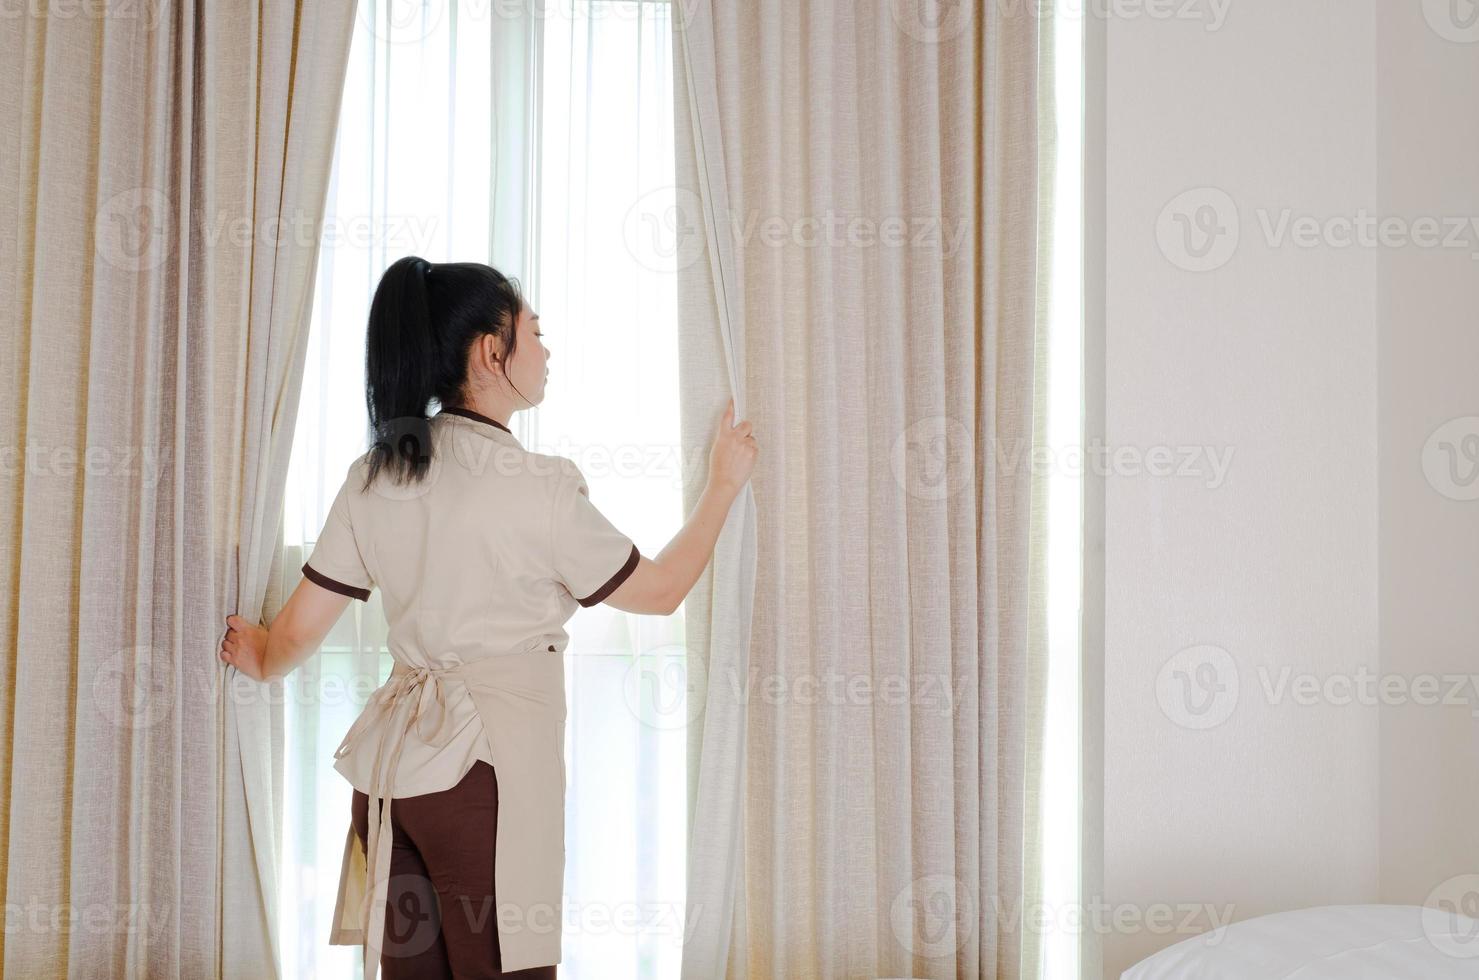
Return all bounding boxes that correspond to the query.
[1041,2,1085,976]
[278,3,684,976]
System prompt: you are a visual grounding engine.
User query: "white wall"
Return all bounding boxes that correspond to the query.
[1103,1,1381,975]
[1375,3,1479,906]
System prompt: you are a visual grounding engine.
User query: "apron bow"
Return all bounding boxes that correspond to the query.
[339,662,461,980]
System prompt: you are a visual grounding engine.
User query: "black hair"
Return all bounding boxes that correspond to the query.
[362,255,526,489]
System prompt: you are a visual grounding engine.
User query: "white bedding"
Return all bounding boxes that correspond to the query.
[1121,904,1479,979]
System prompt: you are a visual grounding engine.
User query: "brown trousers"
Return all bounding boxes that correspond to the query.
[351,760,559,980]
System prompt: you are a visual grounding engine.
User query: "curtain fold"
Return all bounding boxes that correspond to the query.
[672,1,1053,976]
[671,1,762,975]
[0,2,355,975]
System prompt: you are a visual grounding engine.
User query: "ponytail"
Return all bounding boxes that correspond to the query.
[365,255,438,487]
[361,255,526,491]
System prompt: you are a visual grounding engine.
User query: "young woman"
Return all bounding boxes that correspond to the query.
[218,256,757,980]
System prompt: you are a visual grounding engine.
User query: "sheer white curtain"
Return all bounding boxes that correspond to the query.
[1042,1,1086,976]
[274,2,685,977]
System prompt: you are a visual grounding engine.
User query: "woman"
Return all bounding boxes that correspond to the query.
[218,256,757,980]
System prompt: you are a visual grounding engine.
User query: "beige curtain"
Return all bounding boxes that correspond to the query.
[0,2,355,976]
[673,2,1054,977]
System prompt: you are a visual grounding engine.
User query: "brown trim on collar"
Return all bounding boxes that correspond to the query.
[302,562,371,602]
[437,405,513,434]
[577,544,642,607]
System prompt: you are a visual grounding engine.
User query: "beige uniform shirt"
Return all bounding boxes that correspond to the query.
[305,406,641,976]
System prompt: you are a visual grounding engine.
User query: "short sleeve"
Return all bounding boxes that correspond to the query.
[302,463,375,601]
[550,458,641,607]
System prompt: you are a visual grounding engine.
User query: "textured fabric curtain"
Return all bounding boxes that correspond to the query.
[672,2,1054,977]
[0,2,355,976]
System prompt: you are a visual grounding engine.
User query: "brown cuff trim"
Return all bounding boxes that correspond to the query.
[302,562,371,601]
[577,544,641,607]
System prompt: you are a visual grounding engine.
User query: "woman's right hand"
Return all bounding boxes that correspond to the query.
[707,397,758,496]
[220,615,270,682]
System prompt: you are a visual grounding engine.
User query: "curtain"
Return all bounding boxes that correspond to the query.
[672,1,1054,977]
[0,2,355,976]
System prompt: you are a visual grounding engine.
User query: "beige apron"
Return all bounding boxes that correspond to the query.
[327,650,566,978]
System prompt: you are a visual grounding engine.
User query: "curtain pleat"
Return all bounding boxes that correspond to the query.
[0,2,355,976]
[673,1,1053,976]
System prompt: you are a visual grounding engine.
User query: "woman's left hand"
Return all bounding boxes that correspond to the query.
[220,615,270,681]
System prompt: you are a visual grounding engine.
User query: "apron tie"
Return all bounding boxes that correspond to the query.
[329,652,567,973]
[336,662,460,980]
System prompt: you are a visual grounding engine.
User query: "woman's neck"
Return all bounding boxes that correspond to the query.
[450,393,514,430]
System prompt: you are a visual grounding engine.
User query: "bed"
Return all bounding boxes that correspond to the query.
[1121,904,1479,978]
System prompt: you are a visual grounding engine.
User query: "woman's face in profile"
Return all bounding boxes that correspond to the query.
[503,302,549,406]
